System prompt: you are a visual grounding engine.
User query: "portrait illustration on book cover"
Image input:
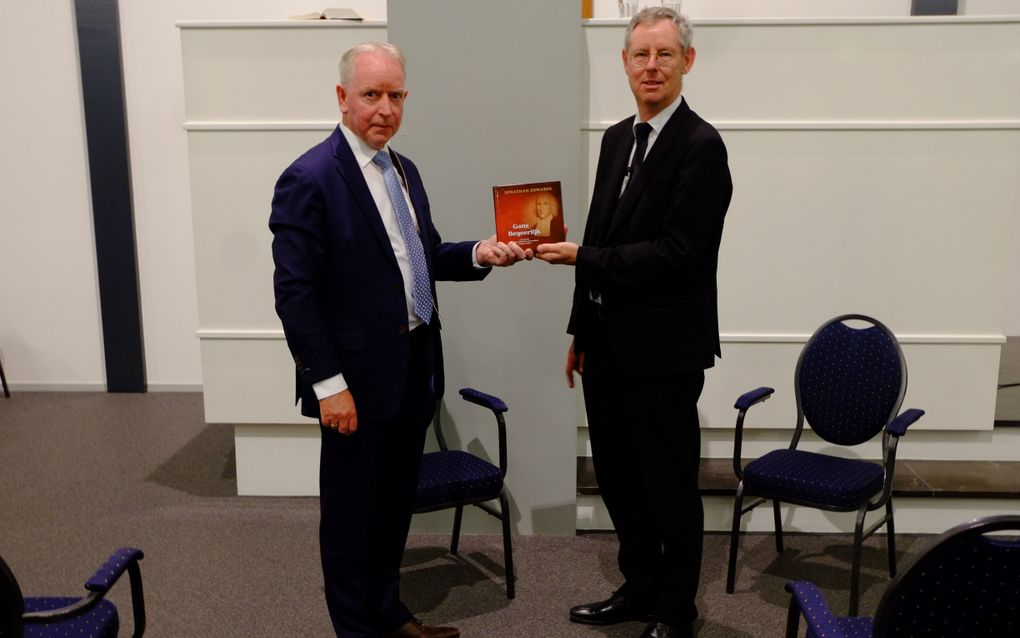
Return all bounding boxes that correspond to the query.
[492,180,565,249]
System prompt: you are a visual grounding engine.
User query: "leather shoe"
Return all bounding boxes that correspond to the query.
[640,621,693,638]
[569,591,654,625]
[383,618,460,638]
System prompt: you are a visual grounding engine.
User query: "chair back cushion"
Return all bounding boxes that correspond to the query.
[797,316,905,445]
[873,515,1020,637]
[0,555,25,637]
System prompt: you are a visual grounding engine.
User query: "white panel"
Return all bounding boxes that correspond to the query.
[717,129,1017,335]
[591,0,914,20]
[701,339,1001,432]
[581,494,1020,533]
[200,337,310,424]
[180,24,386,122]
[234,424,320,495]
[582,425,1020,461]
[0,2,105,386]
[585,20,1020,124]
[187,129,329,329]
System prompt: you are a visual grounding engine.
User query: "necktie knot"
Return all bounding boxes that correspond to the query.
[635,122,653,141]
[372,150,394,170]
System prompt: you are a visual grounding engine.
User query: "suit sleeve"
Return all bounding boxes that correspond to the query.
[575,132,732,291]
[269,164,343,385]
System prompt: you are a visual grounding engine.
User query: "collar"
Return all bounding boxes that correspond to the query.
[633,94,683,135]
[340,123,390,169]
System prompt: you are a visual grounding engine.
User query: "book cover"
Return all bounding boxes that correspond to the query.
[492,181,565,249]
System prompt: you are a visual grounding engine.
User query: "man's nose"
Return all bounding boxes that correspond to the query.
[378,96,394,115]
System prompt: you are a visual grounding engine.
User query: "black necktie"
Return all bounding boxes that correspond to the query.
[628,122,653,187]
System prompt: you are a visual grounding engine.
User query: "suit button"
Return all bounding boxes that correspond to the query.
[398,325,408,335]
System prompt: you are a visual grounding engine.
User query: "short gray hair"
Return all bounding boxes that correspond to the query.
[338,42,406,85]
[624,7,692,52]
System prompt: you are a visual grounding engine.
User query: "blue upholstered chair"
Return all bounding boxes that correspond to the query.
[414,388,515,598]
[725,314,924,615]
[0,547,145,637]
[784,515,1020,638]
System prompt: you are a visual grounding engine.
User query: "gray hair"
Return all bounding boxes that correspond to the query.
[338,42,406,85]
[624,7,693,52]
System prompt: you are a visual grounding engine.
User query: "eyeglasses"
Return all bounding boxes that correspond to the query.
[628,50,681,68]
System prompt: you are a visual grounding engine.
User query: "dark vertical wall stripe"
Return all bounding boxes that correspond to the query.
[911,0,959,15]
[74,0,146,392]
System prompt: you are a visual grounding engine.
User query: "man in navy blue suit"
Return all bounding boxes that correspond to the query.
[270,42,527,638]
[539,8,731,638]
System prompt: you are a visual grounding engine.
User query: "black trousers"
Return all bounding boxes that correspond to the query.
[319,325,436,637]
[581,335,706,627]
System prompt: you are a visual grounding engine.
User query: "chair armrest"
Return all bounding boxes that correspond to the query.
[85,547,144,594]
[459,388,508,414]
[24,548,146,636]
[734,386,774,411]
[885,408,924,437]
[784,581,846,638]
[459,387,509,477]
[732,387,774,480]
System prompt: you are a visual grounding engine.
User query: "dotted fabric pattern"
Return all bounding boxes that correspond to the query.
[786,581,874,638]
[85,548,142,593]
[21,598,119,638]
[372,150,434,324]
[743,449,884,508]
[416,450,503,509]
[799,321,902,446]
[877,532,1020,636]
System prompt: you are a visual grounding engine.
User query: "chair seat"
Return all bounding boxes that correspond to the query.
[416,450,503,509]
[744,449,884,509]
[23,597,119,638]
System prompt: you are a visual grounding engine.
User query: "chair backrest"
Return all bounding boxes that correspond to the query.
[873,515,1020,637]
[0,554,25,637]
[795,314,906,446]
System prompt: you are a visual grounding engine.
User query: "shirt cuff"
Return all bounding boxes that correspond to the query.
[471,240,490,270]
[313,374,348,400]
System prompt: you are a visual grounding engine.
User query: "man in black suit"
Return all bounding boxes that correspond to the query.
[538,8,732,638]
[270,42,526,638]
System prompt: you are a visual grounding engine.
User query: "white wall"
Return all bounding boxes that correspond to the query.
[1,0,1017,393]
[0,2,105,388]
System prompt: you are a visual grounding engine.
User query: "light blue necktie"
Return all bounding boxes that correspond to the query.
[372,150,434,324]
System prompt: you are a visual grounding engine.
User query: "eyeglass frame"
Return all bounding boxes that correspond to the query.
[627,48,684,69]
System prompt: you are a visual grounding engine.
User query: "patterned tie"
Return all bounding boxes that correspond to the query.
[372,150,434,324]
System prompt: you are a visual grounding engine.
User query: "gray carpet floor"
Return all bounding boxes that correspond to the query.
[0,392,944,636]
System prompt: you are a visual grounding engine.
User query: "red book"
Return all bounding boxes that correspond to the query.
[492,181,565,249]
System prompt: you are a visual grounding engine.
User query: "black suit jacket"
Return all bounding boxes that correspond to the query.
[568,98,732,375]
[269,127,488,421]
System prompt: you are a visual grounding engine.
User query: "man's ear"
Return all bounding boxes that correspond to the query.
[682,46,697,74]
[336,84,348,113]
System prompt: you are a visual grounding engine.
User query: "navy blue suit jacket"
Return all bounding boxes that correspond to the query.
[270,126,487,421]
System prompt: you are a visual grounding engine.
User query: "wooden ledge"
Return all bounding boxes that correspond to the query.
[576,457,1020,499]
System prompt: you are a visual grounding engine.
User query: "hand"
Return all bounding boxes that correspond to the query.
[320,390,358,435]
[536,241,579,265]
[565,338,585,388]
[476,235,533,267]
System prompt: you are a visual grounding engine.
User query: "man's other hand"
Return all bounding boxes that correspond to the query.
[320,390,358,435]
[476,235,533,266]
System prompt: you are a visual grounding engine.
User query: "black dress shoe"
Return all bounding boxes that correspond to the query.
[639,621,693,638]
[569,591,654,625]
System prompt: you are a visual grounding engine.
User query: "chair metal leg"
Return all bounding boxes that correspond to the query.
[726,484,745,593]
[773,500,784,553]
[450,505,464,555]
[0,356,9,398]
[499,493,515,599]
[885,498,897,578]
[849,505,868,616]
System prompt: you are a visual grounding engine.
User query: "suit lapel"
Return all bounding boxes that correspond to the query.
[330,128,399,268]
[605,99,692,240]
[589,126,632,246]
